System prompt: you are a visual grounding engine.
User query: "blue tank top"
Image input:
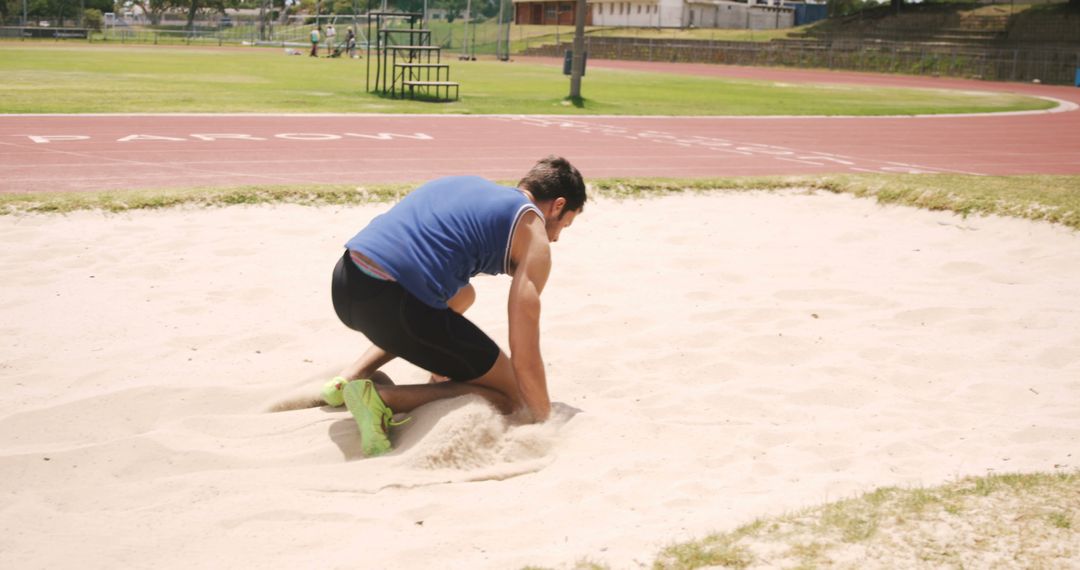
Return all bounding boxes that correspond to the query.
[345,176,543,309]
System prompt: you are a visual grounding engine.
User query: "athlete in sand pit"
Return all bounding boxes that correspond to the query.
[326,156,586,457]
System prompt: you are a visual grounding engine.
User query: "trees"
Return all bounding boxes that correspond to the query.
[124,0,169,24]
[437,0,467,22]
[179,0,228,30]
[6,0,108,26]
[391,0,425,14]
[83,7,103,29]
[827,0,876,18]
[330,0,358,15]
[478,0,500,19]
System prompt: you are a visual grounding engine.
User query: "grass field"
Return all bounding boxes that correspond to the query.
[0,44,1055,115]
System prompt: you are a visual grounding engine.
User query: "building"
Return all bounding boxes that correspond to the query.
[589,0,685,27]
[515,1,593,26]
[513,0,808,29]
[684,0,794,29]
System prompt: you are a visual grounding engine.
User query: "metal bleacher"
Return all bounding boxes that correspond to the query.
[365,12,459,102]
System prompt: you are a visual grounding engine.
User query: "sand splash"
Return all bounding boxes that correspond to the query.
[391,396,578,475]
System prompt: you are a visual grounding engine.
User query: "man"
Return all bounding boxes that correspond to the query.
[345,28,357,59]
[325,24,336,57]
[327,156,586,457]
[309,26,320,58]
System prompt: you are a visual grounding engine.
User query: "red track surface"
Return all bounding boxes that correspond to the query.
[2,58,1078,194]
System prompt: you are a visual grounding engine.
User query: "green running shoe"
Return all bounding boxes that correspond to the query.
[321,376,348,407]
[343,379,398,457]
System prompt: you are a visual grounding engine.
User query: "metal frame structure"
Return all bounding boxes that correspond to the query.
[365,9,459,101]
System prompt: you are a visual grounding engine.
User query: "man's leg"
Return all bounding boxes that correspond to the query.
[338,345,395,384]
[338,284,477,383]
[373,350,521,415]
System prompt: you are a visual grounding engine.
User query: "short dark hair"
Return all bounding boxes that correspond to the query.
[518,155,586,215]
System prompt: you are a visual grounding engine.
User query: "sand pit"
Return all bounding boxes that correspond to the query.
[1,191,1078,568]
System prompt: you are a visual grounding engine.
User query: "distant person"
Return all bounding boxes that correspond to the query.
[325,24,336,57]
[310,26,320,57]
[346,28,357,59]
[325,156,586,457]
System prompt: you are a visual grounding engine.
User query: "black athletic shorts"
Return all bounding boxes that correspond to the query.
[331,250,500,382]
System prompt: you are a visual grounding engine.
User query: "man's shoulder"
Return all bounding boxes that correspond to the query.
[418,175,516,197]
[511,211,549,250]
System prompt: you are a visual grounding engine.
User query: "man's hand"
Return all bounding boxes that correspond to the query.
[507,212,552,422]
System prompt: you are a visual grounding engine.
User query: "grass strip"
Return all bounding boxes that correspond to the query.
[651,471,1079,569]
[0,183,414,214]
[4,174,1077,231]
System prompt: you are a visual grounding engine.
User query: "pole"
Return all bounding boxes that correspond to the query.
[496,0,505,60]
[503,0,511,60]
[365,0,372,92]
[23,0,28,25]
[460,0,471,60]
[568,0,586,100]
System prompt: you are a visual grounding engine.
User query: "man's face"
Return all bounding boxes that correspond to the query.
[545,204,579,243]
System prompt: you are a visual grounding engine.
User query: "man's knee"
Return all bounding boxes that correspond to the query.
[471,352,521,412]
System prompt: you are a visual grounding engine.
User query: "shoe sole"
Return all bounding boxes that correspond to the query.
[343,380,392,457]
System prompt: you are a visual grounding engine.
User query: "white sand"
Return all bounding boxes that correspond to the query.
[1,191,1078,569]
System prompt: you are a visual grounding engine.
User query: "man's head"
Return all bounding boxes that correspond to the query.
[518,156,586,242]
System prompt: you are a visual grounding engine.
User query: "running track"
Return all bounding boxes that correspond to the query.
[2,57,1079,194]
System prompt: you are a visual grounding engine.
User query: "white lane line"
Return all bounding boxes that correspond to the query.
[499,116,990,176]
[0,138,317,186]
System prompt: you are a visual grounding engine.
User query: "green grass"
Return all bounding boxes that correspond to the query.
[4,174,1078,232]
[0,44,1054,115]
[651,471,1079,569]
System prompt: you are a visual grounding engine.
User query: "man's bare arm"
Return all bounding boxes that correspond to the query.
[508,214,552,422]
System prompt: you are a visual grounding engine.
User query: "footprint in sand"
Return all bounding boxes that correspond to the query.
[212,246,260,258]
[937,261,988,278]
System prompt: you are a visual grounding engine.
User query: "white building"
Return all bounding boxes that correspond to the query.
[589,0,683,28]
[514,0,795,30]
[683,0,795,29]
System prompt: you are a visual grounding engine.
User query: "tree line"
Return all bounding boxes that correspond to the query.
[3,0,111,25]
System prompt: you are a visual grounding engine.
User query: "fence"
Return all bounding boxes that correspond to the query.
[90,15,365,47]
[525,36,1080,85]
[1,15,517,55]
